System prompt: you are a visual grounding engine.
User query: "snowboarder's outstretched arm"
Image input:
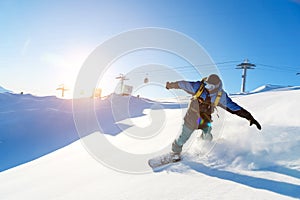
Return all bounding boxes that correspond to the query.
[166,81,201,95]
[219,93,262,130]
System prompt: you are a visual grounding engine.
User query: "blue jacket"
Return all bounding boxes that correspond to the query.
[171,80,246,130]
[177,80,243,112]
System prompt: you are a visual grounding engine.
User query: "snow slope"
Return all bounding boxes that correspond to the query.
[0,86,12,93]
[250,84,300,93]
[0,86,300,199]
[0,93,186,171]
[0,93,78,171]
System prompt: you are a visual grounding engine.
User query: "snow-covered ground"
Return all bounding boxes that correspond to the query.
[0,86,12,93]
[0,85,300,199]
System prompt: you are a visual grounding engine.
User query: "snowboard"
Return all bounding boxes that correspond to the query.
[148,153,181,169]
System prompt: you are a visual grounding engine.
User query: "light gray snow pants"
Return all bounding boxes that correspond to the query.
[172,124,212,153]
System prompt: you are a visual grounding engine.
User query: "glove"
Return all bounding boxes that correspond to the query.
[166,82,179,89]
[166,82,171,89]
[232,109,261,130]
[249,118,261,130]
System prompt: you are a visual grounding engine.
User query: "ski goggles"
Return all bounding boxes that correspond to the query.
[204,81,220,91]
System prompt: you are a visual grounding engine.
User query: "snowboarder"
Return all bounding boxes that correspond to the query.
[166,74,261,158]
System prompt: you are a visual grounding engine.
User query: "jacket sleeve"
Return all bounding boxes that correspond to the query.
[218,92,242,112]
[218,92,255,121]
[178,81,202,95]
[169,81,201,95]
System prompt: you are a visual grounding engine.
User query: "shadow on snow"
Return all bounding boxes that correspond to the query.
[95,94,187,136]
[155,160,300,199]
[0,93,186,171]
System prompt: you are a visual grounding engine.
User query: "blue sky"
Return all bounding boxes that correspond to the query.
[1,0,299,97]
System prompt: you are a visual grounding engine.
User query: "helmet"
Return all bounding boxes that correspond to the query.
[205,74,221,91]
[206,74,221,85]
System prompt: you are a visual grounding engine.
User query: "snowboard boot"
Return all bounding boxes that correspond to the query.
[200,132,213,141]
[170,152,181,162]
[171,141,182,162]
[200,126,213,141]
[172,140,182,154]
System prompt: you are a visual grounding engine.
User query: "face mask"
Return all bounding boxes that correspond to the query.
[205,82,216,91]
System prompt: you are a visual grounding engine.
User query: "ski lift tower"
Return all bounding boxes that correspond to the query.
[115,74,129,94]
[56,84,68,97]
[236,59,256,93]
